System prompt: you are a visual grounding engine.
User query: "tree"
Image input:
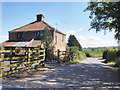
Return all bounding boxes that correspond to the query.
[67,35,82,51]
[41,27,54,59]
[41,27,54,49]
[84,1,120,41]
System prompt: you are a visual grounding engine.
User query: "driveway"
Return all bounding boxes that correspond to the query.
[2,58,120,89]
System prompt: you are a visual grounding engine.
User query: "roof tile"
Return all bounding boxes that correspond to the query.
[9,21,66,35]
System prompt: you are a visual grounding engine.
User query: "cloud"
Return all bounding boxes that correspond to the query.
[100,40,117,47]
[65,30,76,42]
[88,36,101,41]
[77,28,84,32]
[0,35,8,43]
[66,30,76,35]
[66,28,118,48]
[79,36,85,41]
[66,27,84,37]
[78,36,117,48]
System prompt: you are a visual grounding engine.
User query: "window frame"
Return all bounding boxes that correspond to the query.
[36,31,43,37]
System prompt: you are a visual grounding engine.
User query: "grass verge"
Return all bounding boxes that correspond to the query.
[61,59,85,65]
[107,62,116,66]
[107,61,120,69]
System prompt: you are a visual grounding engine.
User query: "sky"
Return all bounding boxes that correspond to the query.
[1,2,118,48]
[0,86,2,90]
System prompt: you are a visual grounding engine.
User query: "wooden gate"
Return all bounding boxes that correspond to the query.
[0,47,45,77]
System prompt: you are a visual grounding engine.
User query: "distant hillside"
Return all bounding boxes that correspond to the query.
[83,46,119,50]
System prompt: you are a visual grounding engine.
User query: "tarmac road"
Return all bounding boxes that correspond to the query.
[2,58,120,89]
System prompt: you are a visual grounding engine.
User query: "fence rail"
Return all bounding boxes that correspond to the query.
[57,49,67,60]
[0,47,45,77]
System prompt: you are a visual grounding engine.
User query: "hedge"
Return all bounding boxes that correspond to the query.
[63,46,86,65]
[103,49,120,61]
[84,50,104,58]
[76,51,86,60]
[103,49,120,67]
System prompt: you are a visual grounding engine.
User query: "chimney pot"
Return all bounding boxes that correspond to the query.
[36,14,44,22]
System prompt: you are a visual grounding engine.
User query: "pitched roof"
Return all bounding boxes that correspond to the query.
[9,21,66,35]
[0,41,18,47]
[0,40,43,47]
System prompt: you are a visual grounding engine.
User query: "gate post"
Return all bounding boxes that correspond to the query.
[1,47,4,76]
[41,48,45,67]
[9,48,13,72]
[57,49,60,62]
[27,48,31,71]
[57,49,60,60]
[28,48,31,62]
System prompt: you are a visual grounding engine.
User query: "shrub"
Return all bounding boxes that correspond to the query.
[84,50,104,58]
[70,46,79,52]
[106,49,119,61]
[69,46,86,61]
[84,50,91,57]
[66,46,79,61]
[103,49,120,67]
[76,51,86,60]
[63,46,86,64]
[115,57,120,67]
[63,51,86,65]
[103,50,108,59]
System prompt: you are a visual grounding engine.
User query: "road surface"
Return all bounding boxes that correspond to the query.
[2,58,120,89]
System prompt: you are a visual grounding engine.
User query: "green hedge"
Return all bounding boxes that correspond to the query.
[84,50,104,58]
[115,57,120,67]
[63,51,86,65]
[63,46,86,65]
[103,49,120,67]
[103,49,120,61]
[77,51,86,60]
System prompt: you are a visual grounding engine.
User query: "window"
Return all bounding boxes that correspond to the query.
[17,32,23,39]
[36,31,43,37]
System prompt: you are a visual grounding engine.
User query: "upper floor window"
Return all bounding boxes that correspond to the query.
[36,31,43,37]
[17,32,23,39]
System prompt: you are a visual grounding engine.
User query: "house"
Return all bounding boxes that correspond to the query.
[0,14,66,52]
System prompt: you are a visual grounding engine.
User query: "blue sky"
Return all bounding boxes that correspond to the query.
[0,86,2,90]
[1,2,118,48]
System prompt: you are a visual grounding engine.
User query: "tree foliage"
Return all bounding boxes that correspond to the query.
[41,27,54,49]
[67,35,82,51]
[84,1,120,41]
[41,27,54,59]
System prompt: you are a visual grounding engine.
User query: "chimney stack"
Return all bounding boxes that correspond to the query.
[36,14,44,22]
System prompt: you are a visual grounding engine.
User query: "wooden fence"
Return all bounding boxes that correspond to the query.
[57,49,67,60]
[0,47,45,77]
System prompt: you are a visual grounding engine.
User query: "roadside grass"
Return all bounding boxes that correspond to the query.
[83,50,104,58]
[61,59,85,65]
[59,49,87,65]
[107,60,120,68]
[103,49,120,68]
[107,62,116,66]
